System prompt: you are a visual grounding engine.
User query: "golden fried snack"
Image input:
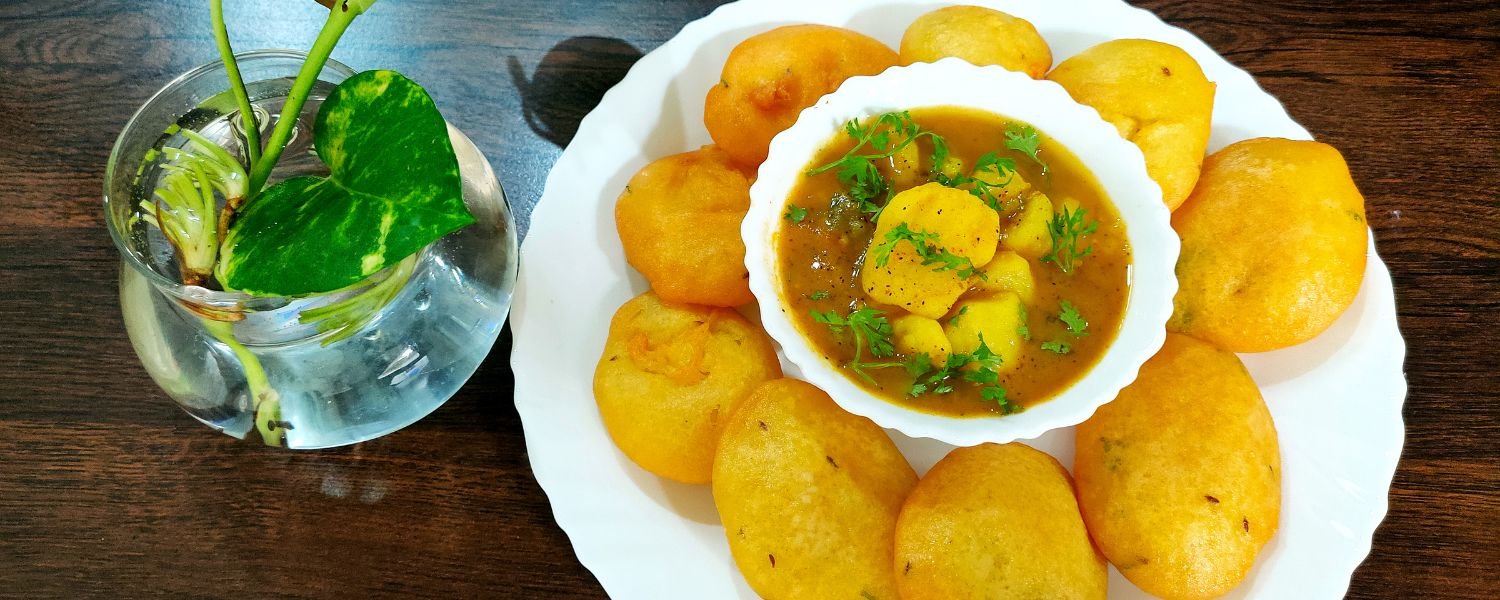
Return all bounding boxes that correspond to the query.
[899,5,1053,78]
[895,443,1107,600]
[713,378,917,599]
[593,292,781,484]
[615,145,754,307]
[705,25,898,167]
[1074,333,1281,599]
[1169,138,1368,353]
[1047,39,1215,210]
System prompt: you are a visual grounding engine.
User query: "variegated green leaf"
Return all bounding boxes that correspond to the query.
[216,69,473,296]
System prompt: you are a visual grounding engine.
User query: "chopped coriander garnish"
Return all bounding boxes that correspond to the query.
[1041,340,1072,354]
[970,152,1021,210]
[1041,205,1098,274]
[807,111,946,218]
[784,204,808,223]
[870,223,985,280]
[904,353,933,379]
[949,305,969,326]
[1017,304,1031,341]
[963,337,1002,384]
[1058,299,1088,336]
[811,306,896,384]
[907,352,967,397]
[982,385,1018,414]
[870,223,936,267]
[808,290,830,301]
[904,336,1011,413]
[933,151,1019,211]
[1004,123,1048,175]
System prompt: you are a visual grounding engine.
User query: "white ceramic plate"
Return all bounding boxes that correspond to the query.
[510,0,1407,598]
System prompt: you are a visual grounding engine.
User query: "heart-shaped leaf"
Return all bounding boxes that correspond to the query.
[216,70,474,296]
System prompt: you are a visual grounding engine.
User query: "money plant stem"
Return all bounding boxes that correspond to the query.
[210,0,260,169]
[247,4,364,196]
[204,320,285,447]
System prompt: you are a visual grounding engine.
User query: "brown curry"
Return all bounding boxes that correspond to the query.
[776,107,1130,417]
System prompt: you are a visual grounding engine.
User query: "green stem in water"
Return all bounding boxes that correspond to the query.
[298,254,417,345]
[204,319,284,447]
[246,3,364,196]
[210,0,260,169]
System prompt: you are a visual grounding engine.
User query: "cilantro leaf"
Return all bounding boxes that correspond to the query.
[904,353,933,378]
[807,111,947,220]
[1058,300,1088,336]
[1004,123,1047,175]
[968,335,1003,374]
[870,222,986,280]
[811,309,846,332]
[1040,204,1098,274]
[933,151,1019,212]
[808,290,830,301]
[784,204,808,223]
[871,223,938,268]
[812,306,898,385]
[1040,340,1072,354]
[1017,304,1031,341]
[982,385,1019,414]
[850,307,895,358]
[906,335,1010,403]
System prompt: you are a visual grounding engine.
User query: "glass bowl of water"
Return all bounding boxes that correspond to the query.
[104,50,517,448]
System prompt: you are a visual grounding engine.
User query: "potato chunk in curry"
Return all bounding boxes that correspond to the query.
[860,183,999,319]
[942,292,1026,374]
[1002,191,1053,259]
[976,250,1036,303]
[892,314,952,363]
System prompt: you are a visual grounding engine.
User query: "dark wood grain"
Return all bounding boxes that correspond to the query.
[0,1,1495,598]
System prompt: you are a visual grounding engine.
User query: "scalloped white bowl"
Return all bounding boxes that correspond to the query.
[743,59,1179,446]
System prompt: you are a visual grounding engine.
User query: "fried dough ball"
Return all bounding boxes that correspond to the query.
[1169,138,1368,352]
[615,145,754,307]
[895,443,1107,600]
[705,25,898,167]
[1074,333,1281,599]
[1047,39,1215,210]
[713,378,917,599]
[899,5,1053,78]
[593,292,781,484]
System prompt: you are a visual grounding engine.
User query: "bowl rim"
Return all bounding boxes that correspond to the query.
[742,58,1179,446]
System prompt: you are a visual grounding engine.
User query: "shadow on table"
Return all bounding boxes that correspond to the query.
[508,36,645,148]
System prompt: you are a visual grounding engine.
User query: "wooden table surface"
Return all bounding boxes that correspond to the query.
[1,0,1496,597]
